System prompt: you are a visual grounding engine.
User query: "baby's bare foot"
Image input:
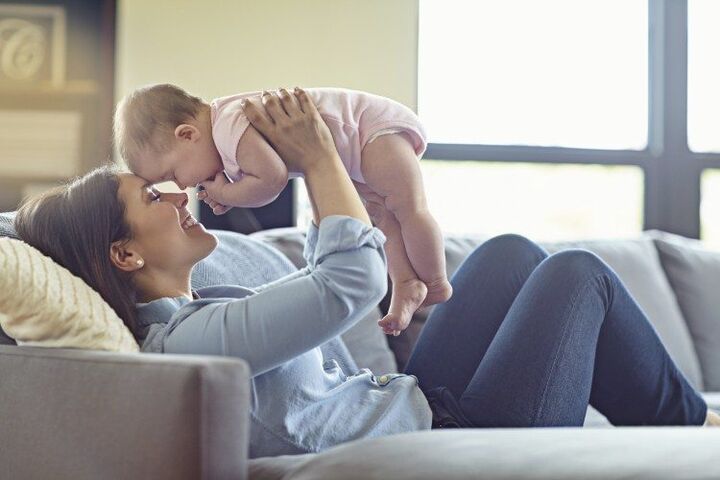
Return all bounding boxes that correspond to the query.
[421,277,453,308]
[378,278,427,336]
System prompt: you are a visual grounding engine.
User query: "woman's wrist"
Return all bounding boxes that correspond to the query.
[303,155,371,226]
[300,151,343,178]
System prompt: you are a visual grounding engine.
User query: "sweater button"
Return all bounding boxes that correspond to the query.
[378,375,389,385]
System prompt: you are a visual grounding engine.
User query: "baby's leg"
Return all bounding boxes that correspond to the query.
[361,133,453,308]
[358,189,427,335]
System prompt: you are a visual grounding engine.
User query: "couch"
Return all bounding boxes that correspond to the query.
[2,210,720,479]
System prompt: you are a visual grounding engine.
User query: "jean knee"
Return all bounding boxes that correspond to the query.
[455,234,547,280]
[543,249,610,280]
[475,234,546,263]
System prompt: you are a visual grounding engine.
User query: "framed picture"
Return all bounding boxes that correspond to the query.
[0,4,65,87]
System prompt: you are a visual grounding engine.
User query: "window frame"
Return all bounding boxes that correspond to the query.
[423,0,715,239]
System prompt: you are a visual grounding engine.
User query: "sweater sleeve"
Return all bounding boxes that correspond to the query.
[161,216,387,376]
[249,220,320,294]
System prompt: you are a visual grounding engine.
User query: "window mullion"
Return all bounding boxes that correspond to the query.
[645,0,700,238]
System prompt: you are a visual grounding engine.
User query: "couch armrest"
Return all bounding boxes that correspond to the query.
[0,345,250,480]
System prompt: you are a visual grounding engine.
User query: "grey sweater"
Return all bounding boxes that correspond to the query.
[135,215,432,457]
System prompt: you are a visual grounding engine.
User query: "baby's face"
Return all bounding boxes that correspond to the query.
[135,136,223,190]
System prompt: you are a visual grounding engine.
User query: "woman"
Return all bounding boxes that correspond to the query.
[14,89,718,458]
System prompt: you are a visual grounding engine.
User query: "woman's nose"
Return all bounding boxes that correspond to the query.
[164,192,188,209]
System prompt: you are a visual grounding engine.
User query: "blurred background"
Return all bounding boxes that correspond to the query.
[1,0,720,246]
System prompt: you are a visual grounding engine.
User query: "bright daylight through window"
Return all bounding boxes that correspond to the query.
[411,0,647,240]
[418,0,647,149]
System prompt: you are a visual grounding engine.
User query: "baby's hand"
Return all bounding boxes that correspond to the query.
[198,172,232,215]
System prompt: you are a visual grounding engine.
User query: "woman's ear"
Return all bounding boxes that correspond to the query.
[174,124,200,142]
[110,240,144,272]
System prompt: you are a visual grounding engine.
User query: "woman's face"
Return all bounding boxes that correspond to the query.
[116,173,217,272]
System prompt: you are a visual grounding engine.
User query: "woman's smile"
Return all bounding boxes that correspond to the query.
[180,213,199,230]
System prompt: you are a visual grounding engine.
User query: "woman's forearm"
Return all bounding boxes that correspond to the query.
[304,154,371,227]
[163,216,387,376]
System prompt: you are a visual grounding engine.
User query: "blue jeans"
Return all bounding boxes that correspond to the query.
[405,235,707,427]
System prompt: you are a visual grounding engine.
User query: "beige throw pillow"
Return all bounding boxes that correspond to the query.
[0,238,139,352]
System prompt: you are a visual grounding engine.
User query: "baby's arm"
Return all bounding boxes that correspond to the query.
[202,125,290,209]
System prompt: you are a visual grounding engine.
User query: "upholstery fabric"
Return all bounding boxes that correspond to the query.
[0,345,250,480]
[419,235,704,389]
[192,229,298,290]
[0,238,138,352]
[248,427,720,480]
[650,231,720,389]
[254,229,708,388]
[390,235,704,389]
[0,211,17,239]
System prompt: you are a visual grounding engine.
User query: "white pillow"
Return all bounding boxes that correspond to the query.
[0,238,139,352]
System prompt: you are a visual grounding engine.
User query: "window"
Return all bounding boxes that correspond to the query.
[294,162,643,241]
[701,169,720,248]
[290,2,717,244]
[421,161,643,240]
[418,0,648,150]
[688,0,720,153]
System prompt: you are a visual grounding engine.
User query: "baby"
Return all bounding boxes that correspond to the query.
[114,84,452,334]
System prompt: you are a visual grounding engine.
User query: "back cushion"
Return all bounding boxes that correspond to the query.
[0,212,18,239]
[650,231,720,390]
[192,229,297,289]
[408,235,703,389]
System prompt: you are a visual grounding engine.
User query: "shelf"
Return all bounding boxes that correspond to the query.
[0,80,100,98]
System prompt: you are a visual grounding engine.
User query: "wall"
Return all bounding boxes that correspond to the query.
[115,0,418,109]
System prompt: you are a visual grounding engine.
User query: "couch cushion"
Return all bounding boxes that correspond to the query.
[0,238,139,352]
[251,227,398,374]
[542,238,703,389]
[399,235,703,389]
[0,211,18,239]
[251,229,705,387]
[249,428,720,480]
[0,345,249,480]
[192,229,298,290]
[650,231,720,390]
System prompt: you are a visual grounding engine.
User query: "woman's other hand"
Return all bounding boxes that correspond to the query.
[245,87,370,227]
[242,88,338,175]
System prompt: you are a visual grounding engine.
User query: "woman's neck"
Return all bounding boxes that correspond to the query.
[134,266,193,303]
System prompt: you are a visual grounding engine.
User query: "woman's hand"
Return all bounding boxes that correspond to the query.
[242,88,338,175]
[245,87,371,227]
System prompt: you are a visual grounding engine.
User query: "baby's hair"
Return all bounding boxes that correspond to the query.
[113,83,206,167]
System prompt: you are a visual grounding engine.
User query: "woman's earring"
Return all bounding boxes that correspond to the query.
[136,259,144,268]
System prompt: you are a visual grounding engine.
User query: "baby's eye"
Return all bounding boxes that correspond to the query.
[149,190,161,202]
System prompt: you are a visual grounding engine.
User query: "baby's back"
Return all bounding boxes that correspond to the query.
[307,88,426,182]
[212,88,426,183]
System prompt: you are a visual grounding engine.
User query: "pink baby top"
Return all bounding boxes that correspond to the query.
[210,88,427,184]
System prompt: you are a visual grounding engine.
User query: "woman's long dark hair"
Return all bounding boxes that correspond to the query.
[14,165,140,336]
